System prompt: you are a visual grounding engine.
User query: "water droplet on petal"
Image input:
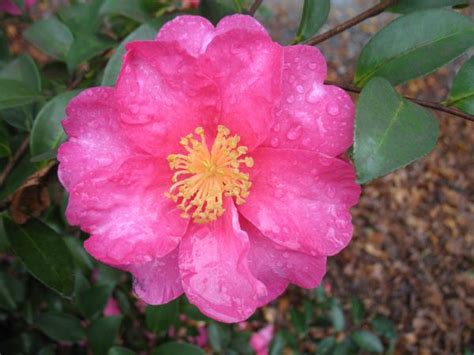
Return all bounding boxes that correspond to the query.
[302,137,311,146]
[287,125,302,140]
[270,137,280,147]
[272,123,281,132]
[286,95,295,104]
[309,63,317,70]
[327,103,340,116]
[283,252,289,258]
[296,85,304,93]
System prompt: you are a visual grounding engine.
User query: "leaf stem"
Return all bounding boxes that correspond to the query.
[324,80,474,122]
[304,0,399,45]
[248,0,263,16]
[0,137,30,187]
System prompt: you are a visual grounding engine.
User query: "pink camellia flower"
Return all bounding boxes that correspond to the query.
[103,297,121,317]
[250,325,274,355]
[58,15,360,322]
[0,0,35,15]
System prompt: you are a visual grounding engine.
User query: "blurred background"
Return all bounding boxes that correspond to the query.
[0,0,472,354]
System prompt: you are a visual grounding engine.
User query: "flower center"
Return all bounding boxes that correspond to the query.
[166,125,253,224]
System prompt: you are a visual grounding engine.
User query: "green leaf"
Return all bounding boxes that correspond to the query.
[0,29,9,62]
[66,34,115,72]
[199,0,241,25]
[447,56,474,114]
[58,0,103,36]
[295,0,330,43]
[95,264,123,286]
[102,24,156,86]
[88,316,123,355]
[388,0,469,13]
[355,9,474,87]
[108,346,136,355]
[0,79,41,110]
[354,77,439,183]
[145,299,179,334]
[371,315,397,340]
[3,218,75,297]
[329,300,345,332]
[350,298,365,325]
[30,90,80,160]
[333,338,359,355]
[100,0,151,23]
[208,322,231,352]
[0,55,41,91]
[316,336,336,355]
[152,342,205,355]
[269,331,286,355]
[77,285,114,319]
[35,312,86,342]
[24,17,74,60]
[0,151,36,200]
[64,236,94,272]
[290,309,307,334]
[0,272,24,311]
[351,330,384,353]
[0,121,11,158]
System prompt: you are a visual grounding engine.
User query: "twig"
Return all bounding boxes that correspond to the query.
[304,0,398,45]
[0,137,30,187]
[324,80,474,122]
[248,0,263,16]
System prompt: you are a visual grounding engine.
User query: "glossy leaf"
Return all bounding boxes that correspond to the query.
[329,300,345,332]
[354,77,439,183]
[350,297,365,325]
[352,330,384,353]
[0,272,24,311]
[199,0,241,25]
[388,0,468,13]
[77,285,114,319]
[0,55,41,91]
[24,17,74,60]
[102,24,156,86]
[208,322,231,352]
[269,331,286,355]
[66,35,114,72]
[0,152,36,200]
[371,315,397,340]
[35,312,86,342]
[100,0,150,23]
[355,9,474,87]
[3,218,75,297]
[316,337,336,355]
[447,56,474,114]
[0,79,41,110]
[152,342,205,355]
[145,299,179,334]
[295,0,330,42]
[88,316,123,355]
[57,0,103,36]
[30,90,80,160]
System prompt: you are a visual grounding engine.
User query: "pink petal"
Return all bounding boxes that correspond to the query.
[156,16,215,57]
[66,156,187,266]
[264,45,354,157]
[250,325,274,355]
[103,297,121,317]
[0,0,21,15]
[126,246,184,305]
[115,40,220,156]
[179,199,266,323]
[201,28,283,149]
[155,15,269,57]
[243,219,326,306]
[239,148,361,256]
[58,87,135,191]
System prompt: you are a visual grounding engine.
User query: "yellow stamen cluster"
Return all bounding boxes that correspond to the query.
[166,125,253,224]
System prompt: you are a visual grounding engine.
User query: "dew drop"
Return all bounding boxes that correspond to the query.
[270,137,280,147]
[272,123,281,132]
[283,252,289,258]
[296,85,304,93]
[286,95,295,104]
[327,103,340,116]
[287,125,302,140]
[302,137,311,146]
[309,63,317,70]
